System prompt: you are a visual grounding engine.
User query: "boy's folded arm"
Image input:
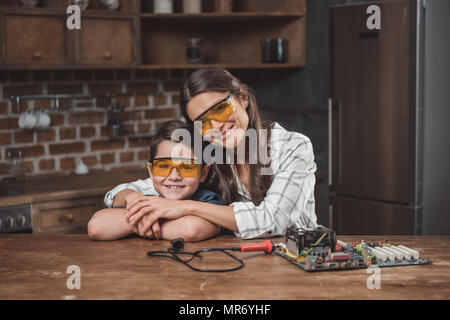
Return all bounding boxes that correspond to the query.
[159,215,221,241]
[89,208,219,242]
[88,208,134,241]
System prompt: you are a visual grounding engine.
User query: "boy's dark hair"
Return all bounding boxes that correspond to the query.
[149,120,196,162]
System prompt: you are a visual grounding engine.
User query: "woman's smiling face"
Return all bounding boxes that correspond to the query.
[186,91,249,149]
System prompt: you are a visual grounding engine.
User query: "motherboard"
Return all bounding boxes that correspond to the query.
[275,226,431,272]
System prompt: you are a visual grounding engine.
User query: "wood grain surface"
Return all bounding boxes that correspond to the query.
[0,234,449,300]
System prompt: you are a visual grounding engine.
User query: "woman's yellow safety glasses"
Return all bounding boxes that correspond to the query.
[193,92,237,136]
[149,157,202,178]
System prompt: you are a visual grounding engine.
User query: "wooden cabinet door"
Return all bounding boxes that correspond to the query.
[76,16,139,66]
[32,196,104,234]
[3,12,70,66]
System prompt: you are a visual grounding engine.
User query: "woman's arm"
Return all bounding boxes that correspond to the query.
[112,189,142,208]
[184,202,237,232]
[229,133,318,239]
[104,178,158,208]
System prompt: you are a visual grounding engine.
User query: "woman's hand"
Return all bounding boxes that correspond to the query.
[126,197,189,233]
[124,190,144,208]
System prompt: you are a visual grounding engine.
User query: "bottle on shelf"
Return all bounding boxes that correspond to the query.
[186,38,202,63]
[214,0,233,13]
[6,150,27,182]
[183,0,201,14]
[154,0,173,14]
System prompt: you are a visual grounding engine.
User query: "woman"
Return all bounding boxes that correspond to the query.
[105,68,318,239]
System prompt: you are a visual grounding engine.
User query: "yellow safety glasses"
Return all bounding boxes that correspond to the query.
[149,157,202,178]
[193,92,237,136]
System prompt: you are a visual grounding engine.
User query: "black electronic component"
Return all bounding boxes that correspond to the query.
[286,225,336,256]
[170,238,185,253]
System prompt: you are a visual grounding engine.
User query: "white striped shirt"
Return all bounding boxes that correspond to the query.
[104,123,318,239]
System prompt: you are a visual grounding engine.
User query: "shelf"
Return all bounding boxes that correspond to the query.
[139,10,306,68]
[1,63,304,70]
[0,0,307,70]
[0,6,65,15]
[139,63,304,70]
[0,6,137,18]
[140,12,304,22]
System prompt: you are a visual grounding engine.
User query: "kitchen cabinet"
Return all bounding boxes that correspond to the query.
[0,2,139,68]
[140,0,306,69]
[75,16,140,66]
[0,169,146,234]
[0,195,102,234]
[0,0,306,70]
[1,11,72,67]
[31,196,103,234]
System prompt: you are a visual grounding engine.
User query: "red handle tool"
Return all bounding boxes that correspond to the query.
[236,240,275,254]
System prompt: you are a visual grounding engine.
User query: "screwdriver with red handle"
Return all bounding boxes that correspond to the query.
[230,240,282,254]
[169,238,283,255]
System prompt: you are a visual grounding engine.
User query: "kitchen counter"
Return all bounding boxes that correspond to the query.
[0,168,148,208]
[0,171,326,208]
[0,170,324,234]
[0,234,449,300]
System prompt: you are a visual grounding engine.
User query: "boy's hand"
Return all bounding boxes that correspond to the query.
[139,216,161,239]
[126,197,189,236]
[129,212,161,240]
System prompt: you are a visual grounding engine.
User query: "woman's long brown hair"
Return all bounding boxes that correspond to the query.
[179,68,274,205]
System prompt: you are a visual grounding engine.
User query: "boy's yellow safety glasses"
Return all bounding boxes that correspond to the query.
[193,92,237,136]
[149,157,202,178]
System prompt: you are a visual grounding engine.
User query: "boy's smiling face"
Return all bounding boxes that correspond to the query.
[147,140,210,200]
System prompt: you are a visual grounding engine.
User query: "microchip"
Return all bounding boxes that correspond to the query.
[325,252,350,262]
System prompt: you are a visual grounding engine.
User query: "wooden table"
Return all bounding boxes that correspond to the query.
[0,234,449,300]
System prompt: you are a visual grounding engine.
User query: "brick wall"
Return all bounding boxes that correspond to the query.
[0,69,185,180]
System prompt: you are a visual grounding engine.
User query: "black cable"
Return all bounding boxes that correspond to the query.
[147,247,245,273]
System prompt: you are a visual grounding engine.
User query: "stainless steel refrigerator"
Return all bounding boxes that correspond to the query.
[329,0,450,235]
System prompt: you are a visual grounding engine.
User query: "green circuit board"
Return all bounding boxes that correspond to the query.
[275,239,431,272]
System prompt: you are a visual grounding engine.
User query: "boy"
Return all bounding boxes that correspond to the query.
[88,120,222,241]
